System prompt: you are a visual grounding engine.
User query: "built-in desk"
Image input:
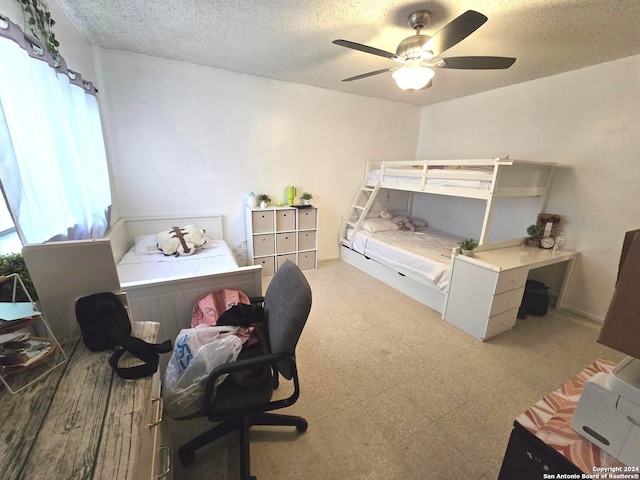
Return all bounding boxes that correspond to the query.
[0,321,171,479]
[444,239,578,340]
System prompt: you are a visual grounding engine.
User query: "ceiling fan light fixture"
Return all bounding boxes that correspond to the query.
[392,63,435,91]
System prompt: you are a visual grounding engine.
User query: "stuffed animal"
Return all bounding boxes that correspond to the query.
[394,216,416,232]
[379,209,393,220]
[156,224,207,256]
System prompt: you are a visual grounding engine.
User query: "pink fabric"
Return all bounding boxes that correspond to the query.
[191,289,257,345]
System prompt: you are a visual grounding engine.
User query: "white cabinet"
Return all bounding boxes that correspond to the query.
[444,243,577,341]
[445,261,525,340]
[245,207,317,276]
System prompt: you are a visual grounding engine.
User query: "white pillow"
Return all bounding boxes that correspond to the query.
[133,234,162,255]
[360,218,400,233]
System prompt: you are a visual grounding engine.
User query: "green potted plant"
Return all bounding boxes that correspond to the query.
[526,224,544,247]
[459,238,478,257]
[0,253,37,302]
[301,192,313,205]
[257,194,271,209]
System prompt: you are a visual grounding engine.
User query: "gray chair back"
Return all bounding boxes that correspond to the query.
[263,260,312,379]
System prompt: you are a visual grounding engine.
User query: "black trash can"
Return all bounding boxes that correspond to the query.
[517,280,550,318]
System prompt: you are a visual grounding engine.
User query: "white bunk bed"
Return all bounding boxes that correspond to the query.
[107,215,262,343]
[340,158,556,314]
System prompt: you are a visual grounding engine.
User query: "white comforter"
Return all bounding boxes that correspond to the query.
[117,239,239,285]
[350,227,464,290]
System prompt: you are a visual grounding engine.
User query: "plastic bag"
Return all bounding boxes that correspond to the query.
[164,324,242,418]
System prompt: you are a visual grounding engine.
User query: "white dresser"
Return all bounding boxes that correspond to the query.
[245,206,318,276]
[444,241,577,341]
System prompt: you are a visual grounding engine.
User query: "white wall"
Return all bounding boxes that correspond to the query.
[416,55,640,321]
[93,48,421,262]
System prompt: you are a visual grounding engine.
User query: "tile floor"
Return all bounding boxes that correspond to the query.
[169,259,624,480]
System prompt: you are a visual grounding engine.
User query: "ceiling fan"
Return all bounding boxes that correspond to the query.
[333,9,515,92]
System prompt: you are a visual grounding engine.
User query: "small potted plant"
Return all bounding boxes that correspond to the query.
[257,194,271,209]
[459,238,478,257]
[301,192,313,206]
[526,224,544,247]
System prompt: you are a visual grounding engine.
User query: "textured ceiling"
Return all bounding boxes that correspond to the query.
[56,0,640,106]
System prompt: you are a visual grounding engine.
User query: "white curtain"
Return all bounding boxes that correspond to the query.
[0,15,111,243]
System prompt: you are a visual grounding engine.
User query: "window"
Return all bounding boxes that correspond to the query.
[0,14,111,245]
[0,199,21,254]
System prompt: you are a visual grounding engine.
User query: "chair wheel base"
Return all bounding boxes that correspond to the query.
[296,419,308,432]
[178,447,195,466]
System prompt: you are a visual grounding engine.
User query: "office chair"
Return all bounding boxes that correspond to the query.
[175,260,312,480]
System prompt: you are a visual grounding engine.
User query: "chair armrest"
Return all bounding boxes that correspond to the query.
[203,353,300,416]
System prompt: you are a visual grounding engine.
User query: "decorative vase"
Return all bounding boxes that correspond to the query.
[260,200,267,209]
[461,249,474,257]
[302,199,311,206]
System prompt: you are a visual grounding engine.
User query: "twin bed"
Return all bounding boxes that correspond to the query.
[340,158,556,314]
[107,215,262,344]
[22,215,260,362]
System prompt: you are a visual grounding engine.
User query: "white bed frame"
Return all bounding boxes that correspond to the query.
[340,158,556,314]
[361,158,555,244]
[107,215,262,344]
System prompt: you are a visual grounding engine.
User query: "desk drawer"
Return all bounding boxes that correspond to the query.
[483,309,518,340]
[136,371,168,480]
[489,287,525,317]
[495,267,528,295]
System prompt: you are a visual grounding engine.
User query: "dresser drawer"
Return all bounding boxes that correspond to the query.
[483,308,519,340]
[495,267,528,294]
[489,287,525,317]
[297,231,316,251]
[277,254,297,269]
[252,211,274,233]
[298,251,316,271]
[297,208,317,230]
[276,232,295,254]
[253,234,275,257]
[275,210,296,231]
[254,256,275,276]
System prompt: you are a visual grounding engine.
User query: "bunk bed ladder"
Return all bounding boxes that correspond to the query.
[340,181,381,248]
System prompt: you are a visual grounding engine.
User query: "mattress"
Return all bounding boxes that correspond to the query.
[117,239,239,285]
[348,227,465,290]
[367,167,493,190]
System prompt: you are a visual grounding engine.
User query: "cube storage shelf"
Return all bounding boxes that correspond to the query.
[0,273,67,394]
[245,206,318,276]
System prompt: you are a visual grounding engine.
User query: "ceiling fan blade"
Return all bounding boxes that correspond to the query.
[333,39,398,60]
[424,10,488,56]
[342,68,393,82]
[439,56,516,69]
